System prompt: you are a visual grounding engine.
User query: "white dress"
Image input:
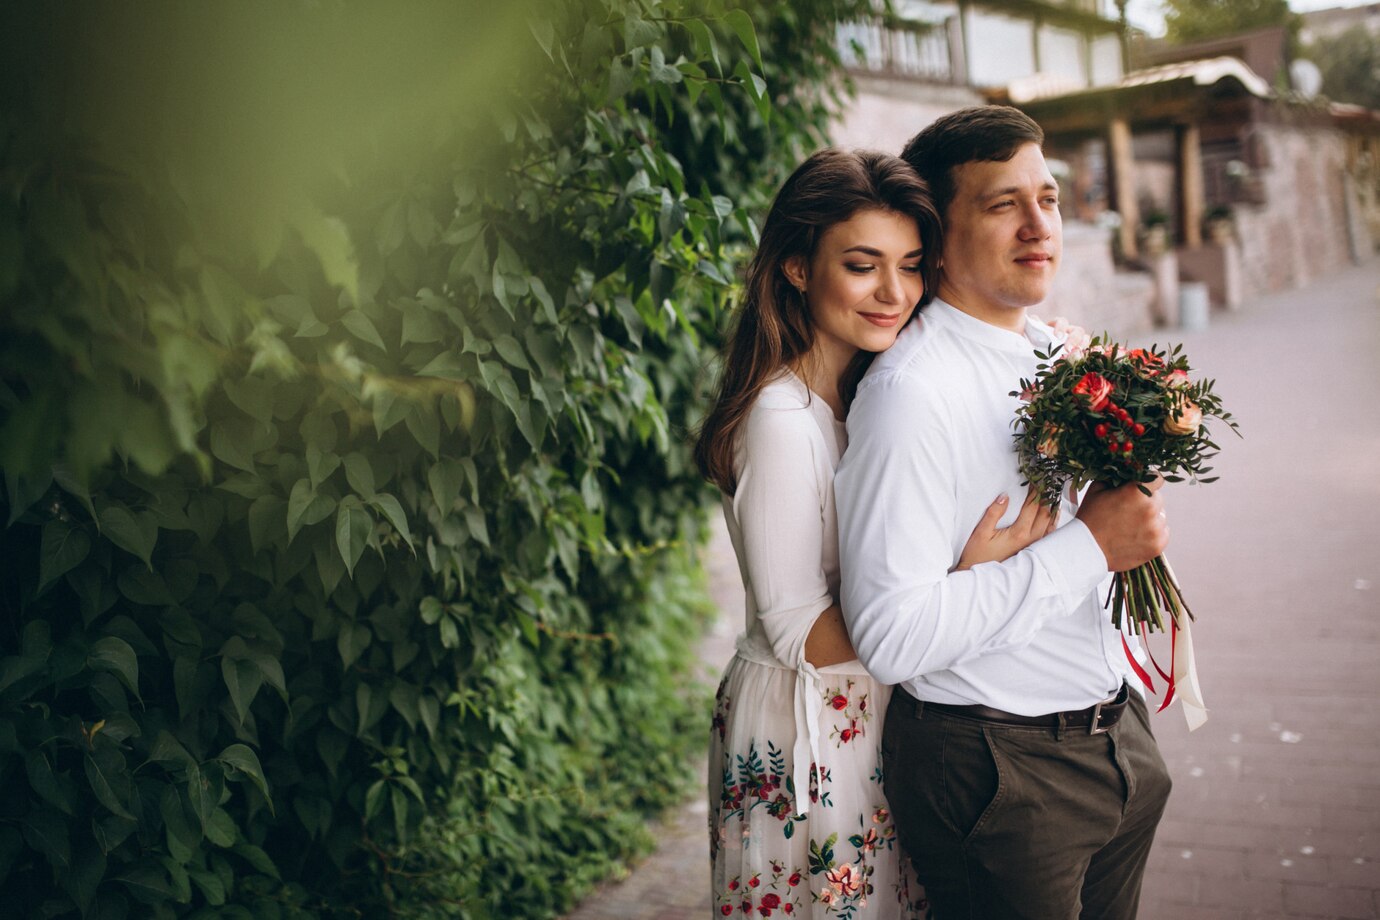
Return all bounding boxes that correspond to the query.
[708,372,929,919]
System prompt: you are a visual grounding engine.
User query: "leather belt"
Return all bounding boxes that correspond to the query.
[911,683,1131,735]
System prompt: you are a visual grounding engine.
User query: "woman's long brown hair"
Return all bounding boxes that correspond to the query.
[694,148,942,493]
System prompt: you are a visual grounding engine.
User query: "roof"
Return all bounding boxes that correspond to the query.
[1005,56,1273,105]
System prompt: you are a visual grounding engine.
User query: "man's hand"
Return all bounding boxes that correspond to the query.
[1075,479,1169,572]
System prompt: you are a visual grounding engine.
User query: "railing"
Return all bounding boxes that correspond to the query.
[837,17,958,84]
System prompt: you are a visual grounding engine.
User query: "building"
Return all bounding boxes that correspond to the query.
[830,3,1376,331]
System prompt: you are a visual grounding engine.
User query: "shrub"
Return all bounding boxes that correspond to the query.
[0,1,868,916]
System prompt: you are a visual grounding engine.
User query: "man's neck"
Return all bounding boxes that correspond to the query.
[936,289,1028,334]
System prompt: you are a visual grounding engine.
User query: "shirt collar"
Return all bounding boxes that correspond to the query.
[924,298,1056,355]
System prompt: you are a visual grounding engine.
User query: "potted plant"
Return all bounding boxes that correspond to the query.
[1140,210,1170,256]
[1204,204,1234,245]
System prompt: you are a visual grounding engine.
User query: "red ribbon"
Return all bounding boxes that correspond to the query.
[1121,621,1180,713]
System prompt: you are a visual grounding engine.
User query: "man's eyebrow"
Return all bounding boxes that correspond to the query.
[842,245,924,258]
[979,181,1059,201]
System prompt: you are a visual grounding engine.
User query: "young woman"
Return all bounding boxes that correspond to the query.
[695,149,1054,918]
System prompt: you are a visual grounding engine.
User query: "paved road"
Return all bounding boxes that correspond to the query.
[563,258,1380,920]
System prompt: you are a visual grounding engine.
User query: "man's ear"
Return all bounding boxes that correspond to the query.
[782,255,808,292]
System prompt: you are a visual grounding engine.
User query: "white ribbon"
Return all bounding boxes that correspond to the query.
[1174,611,1209,731]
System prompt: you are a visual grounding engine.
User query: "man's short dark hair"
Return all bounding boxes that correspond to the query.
[900,105,1044,216]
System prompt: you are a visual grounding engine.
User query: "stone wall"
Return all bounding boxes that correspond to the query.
[1039,220,1157,337]
[1231,123,1370,299]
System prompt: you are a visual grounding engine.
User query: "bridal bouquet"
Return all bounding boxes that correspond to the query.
[1012,323,1237,728]
[1012,323,1238,635]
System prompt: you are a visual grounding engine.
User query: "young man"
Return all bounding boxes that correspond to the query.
[834,106,1173,918]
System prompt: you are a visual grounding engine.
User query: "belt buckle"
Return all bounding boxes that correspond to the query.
[1089,699,1110,735]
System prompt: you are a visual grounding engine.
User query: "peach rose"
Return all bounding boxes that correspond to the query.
[1164,400,1202,435]
[1037,425,1062,458]
[1164,369,1191,388]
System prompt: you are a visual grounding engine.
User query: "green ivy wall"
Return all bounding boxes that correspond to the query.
[0,2,869,917]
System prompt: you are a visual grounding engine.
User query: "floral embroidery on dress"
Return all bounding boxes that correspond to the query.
[718,859,808,916]
[822,679,872,747]
[714,683,732,743]
[720,739,809,839]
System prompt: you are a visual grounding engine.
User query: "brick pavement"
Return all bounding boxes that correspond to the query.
[563,258,1380,920]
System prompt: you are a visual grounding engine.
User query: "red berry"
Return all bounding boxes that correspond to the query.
[1122,441,1133,452]
[1094,423,1109,438]
[1133,423,1145,436]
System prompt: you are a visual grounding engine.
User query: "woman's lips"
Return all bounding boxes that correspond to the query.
[859,312,901,328]
[1015,252,1052,268]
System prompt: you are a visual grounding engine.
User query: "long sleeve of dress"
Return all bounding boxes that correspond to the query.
[731,400,835,671]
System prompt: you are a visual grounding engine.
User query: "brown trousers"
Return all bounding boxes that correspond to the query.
[882,687,1172,920]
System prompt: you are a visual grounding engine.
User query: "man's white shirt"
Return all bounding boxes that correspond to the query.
[835,299,1139,714]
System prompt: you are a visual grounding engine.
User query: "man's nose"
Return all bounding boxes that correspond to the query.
[1021,204,1052,240]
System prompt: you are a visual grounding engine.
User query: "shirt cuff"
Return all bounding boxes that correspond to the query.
[1027,519,1109,610]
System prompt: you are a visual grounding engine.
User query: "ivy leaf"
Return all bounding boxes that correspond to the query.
[287,478,335,542]
[723,9,763,71]
[335,499,372,576]
[25,749,73,815]
[85,748,136,820]
[203,808,236,847]
[341,309,386,351]
[88,636,139,699]
[221,653,262,726]
[38,519,91,593]
[189,868,226,905]
[427,459,466,514]
[147,730,195,769]
[230,842,281,880]
[364,779,387,824]
[62,839,106,916]
[337,622,372,669]
[23,809,71,873]
[419,597,444,626]
[371,493,414,552]
[342,453,376,498]
[217,744,272,810]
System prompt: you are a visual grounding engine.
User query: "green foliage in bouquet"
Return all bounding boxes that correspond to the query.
[0,1,872,917]
[1013,340,1237,510]
[1012,337,1239,632]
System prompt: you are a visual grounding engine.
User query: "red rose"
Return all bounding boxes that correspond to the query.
[1127,348,1163,374]
[830,694,848,710]
[1072,372,1113,412]
[784,907,794,915]
[788,872,801,886]
[729,880,739,891]
[840,728,853,742]
[762,894,782,908]
[749,876,760,888]
[722,906,734,916]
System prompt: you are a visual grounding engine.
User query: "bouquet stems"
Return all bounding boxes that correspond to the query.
[1109,554,1195,635]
